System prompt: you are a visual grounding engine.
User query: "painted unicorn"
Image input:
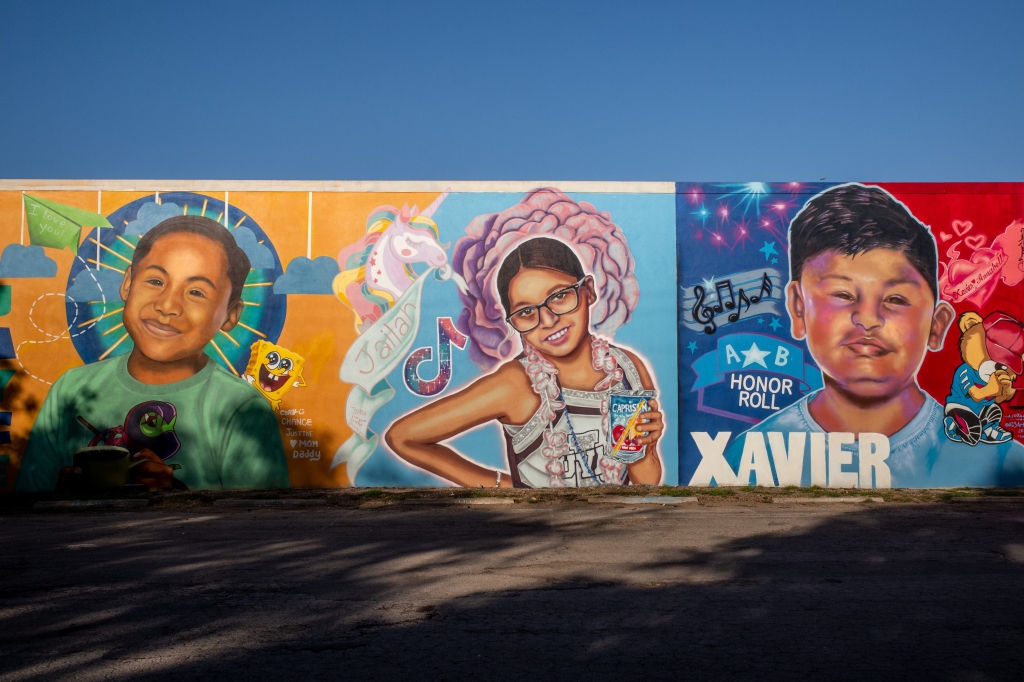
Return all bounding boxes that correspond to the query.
[334,190,450,332]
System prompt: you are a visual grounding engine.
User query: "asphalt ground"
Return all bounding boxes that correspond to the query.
[2,494,1024,681]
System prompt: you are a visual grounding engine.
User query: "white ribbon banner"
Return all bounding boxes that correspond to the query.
[332,267,467,482]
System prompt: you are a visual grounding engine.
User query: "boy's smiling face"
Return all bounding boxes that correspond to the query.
[787,248,954,400]
[120,232,242,366]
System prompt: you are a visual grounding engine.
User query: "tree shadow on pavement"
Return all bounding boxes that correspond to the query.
[1,502,1023,681]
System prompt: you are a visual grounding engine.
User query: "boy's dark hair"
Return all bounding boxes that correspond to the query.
[788,184,938,301]
[496,237,586,315]
[131,215,250,303]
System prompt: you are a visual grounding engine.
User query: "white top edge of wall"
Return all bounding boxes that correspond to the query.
[0,179,676,194]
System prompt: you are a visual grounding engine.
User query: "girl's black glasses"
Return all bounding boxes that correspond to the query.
[505,279,588,333]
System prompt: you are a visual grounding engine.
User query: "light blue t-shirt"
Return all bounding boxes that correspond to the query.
[719,390,1024,488]
[946,362,993,415]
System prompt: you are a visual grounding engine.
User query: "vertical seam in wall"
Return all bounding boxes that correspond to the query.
[96,190,102,267]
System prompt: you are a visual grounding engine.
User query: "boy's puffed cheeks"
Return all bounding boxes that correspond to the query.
[786,248,955,400]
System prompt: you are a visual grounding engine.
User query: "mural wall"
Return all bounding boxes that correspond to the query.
[0,183,677,492]
[0,181,1019,492]
[678,183,1024,489]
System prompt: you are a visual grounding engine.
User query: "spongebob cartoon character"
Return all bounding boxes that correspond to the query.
[243,341,306,411]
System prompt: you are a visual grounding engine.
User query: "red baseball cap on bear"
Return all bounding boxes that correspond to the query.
[983,312,1024,375]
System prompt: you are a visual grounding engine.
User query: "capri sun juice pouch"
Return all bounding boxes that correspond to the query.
[606,390,657,464]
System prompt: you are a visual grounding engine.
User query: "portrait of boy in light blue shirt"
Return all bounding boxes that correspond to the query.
[719,184,1024,488]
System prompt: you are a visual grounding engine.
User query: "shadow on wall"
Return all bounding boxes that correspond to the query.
[0,376,41,422]
[1,377,42,488]
[1,504,1024,680]
[10,382,325,491]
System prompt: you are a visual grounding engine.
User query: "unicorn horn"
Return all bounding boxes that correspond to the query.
[420,188,451,219]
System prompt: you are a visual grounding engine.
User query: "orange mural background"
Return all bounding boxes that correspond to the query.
[0,187,447,490]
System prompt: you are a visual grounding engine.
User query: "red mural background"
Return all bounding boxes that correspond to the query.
[886,183,1024,440]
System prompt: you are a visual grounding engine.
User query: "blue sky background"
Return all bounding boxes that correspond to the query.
[1,0,1021,181]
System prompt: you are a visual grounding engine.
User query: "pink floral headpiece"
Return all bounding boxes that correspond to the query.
[452,188,639,370]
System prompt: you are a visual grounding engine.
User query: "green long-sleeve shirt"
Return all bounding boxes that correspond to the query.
[14,354,290,491]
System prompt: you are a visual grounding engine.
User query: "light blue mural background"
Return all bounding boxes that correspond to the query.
[355,190,679,487]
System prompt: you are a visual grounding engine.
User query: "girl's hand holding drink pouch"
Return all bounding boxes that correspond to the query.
[607,390,658,464]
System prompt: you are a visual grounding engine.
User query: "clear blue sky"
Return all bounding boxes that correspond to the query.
[1,0,1021,181]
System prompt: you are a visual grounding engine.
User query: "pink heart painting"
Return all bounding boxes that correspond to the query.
[941,247,1008,306]
[964,234,987,251]
[952,220,973,237]
[939,232,952,242]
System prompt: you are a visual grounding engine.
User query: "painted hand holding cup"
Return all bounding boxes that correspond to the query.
[71,446,177,491]
[131,449,177,491]
[72,446,144,490]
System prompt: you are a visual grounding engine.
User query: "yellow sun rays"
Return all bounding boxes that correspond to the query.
[88,238,132,265]
[78,306,124,328]
[208,339,240,376]
[235,321,267,339]
[88,259,125,274]
[98,332,130,361]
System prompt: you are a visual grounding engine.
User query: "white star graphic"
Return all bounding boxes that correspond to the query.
[701,275,715,291]
[741,342,771,369]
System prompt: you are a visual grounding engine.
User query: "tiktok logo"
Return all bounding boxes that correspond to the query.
[403,317,469,397]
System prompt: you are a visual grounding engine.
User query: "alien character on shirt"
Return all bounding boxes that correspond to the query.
[83,400,182,459]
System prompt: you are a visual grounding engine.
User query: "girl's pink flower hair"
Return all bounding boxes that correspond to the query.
[452,188,639,370]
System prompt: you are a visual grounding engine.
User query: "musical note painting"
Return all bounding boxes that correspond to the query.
[681,269,781,335]
[678,182,1024,490]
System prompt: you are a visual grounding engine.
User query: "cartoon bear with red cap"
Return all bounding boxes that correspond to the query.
[944,311,1023,445]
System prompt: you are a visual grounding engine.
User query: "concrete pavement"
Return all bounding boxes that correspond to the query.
[2,499,1023,680]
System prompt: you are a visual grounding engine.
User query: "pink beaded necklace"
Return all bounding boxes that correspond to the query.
[522,335,627,487]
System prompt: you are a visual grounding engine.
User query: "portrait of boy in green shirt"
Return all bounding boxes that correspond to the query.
[15,215,290,491]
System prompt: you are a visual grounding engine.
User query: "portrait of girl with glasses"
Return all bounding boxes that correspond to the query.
[385,236,664,488]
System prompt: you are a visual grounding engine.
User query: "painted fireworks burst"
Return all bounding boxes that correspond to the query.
[678,182,830,253]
